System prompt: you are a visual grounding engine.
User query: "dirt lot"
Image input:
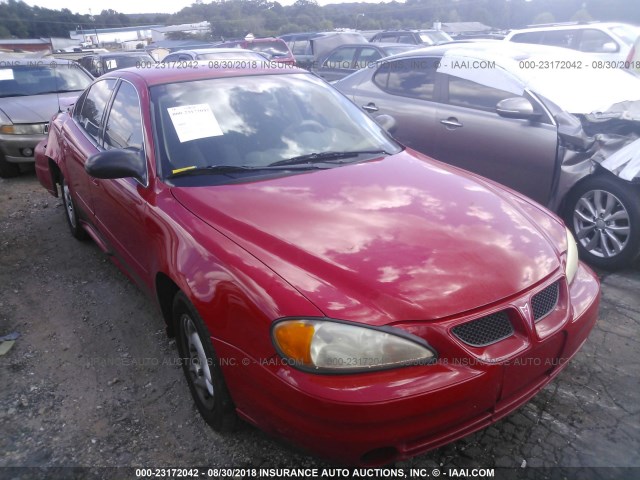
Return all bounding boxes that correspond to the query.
[1,170,639,479]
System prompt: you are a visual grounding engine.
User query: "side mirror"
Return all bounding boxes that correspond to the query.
[601,42,618,53]
[375,114,397,133]
[496,97,541,120]
[85,148,146,183]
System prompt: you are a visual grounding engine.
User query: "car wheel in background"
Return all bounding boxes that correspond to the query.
[60,174,88,240]
[0,153,20,178]
[565,175,640,270]
[173,291,237,431]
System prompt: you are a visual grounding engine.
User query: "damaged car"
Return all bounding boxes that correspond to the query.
[335,42,640,269]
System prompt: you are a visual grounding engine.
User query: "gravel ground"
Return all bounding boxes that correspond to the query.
[1,170,639,479]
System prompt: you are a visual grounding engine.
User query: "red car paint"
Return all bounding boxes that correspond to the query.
[35,65,599,466]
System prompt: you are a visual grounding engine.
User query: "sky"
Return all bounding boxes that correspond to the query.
[24,0,400,14]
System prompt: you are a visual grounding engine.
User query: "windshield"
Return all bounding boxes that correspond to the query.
[245,41,290,58]
[609,24,640,46]
[514,55,640,113]
[151,73,400,182]
[385,46,417,56]
[0,64,93,97]
[440,48,640,114]
[419,31,452,45]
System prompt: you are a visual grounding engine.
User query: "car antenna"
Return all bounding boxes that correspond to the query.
[52,60,62,113]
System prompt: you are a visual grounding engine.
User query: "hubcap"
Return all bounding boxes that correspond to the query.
[573,189,630,258]
[181,314,214,409]
[62,182,76,228]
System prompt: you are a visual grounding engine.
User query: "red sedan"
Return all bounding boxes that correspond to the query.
[35,64,600,465]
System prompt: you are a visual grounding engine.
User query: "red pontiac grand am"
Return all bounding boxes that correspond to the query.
[35,64,600,465]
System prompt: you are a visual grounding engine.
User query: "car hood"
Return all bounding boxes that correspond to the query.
[0,93,79,124]
[171,151,565,325]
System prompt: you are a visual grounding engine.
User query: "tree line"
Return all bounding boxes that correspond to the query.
[1,0,639,41]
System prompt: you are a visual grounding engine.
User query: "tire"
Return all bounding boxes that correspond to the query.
[0,153,20,178]
[564,175,640,270]
[60,173,87,240]
[173,292,237,431]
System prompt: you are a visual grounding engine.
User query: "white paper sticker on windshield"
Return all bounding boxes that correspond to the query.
[167,104,223,143]
[0,69,15,81]
[105,59,117,70]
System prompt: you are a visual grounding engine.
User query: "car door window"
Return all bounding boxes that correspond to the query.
[510,32,545,44]
[373,57,439,101]
[541,30,577,48]
[397,34,415,44]
[104,81,144,152]
[355,48,382,69]
[291,40,308,55]
[324,47,357,69]
[374,34,394,43]
[446,75,517,112]
[76,79,117,143]
[578,29,618,52]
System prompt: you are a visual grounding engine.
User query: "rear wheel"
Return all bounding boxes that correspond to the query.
[60,173,87,240]
[565,175,640,270]
[0,153,20,178]
[173,292,237,431]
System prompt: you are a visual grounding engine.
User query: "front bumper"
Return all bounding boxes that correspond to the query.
[216,262,599,466]
[0,132,46,163]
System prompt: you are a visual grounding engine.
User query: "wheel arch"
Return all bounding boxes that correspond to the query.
[155,272,180,338]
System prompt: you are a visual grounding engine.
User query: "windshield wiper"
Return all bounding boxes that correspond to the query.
[168,163,323,179]
[36,89,82,95]
[268,150,390,167]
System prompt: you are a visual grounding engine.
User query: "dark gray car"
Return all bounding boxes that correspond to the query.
[335,42,640,269]
[77,51,156,77]
[315,43,417,82]
[0,57,93,177]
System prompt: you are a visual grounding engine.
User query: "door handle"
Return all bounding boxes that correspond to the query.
[440,118,463,128]
[362,103,379,112]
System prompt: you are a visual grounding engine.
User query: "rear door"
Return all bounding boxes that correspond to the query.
[350,56,442,157]
[63,78,117,216]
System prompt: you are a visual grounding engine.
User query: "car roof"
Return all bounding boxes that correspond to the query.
[106,62,307,87]
[391,40,579,60]
[508,22,633,34]
[169,48,258,55]
[375,29,442,33]
[223,37,284,44]
[95,52,152,58]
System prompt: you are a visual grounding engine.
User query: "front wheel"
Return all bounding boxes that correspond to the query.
[173,292,237,431]
[564,175,640,270]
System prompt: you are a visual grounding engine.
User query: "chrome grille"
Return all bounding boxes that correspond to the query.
[532,281,560,322]
[452,311,514,347]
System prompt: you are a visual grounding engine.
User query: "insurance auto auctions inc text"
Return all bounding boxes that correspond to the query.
[250,468,495,478]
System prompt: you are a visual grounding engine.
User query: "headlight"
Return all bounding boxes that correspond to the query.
[0,123,47,135]
[272,318,436,373]
[565,227,579,284]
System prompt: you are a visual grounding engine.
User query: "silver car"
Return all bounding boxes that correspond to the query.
[335,42,640,270]
[0,57,93,177]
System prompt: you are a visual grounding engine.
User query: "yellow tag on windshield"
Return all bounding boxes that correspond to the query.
[172,166,197,174]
